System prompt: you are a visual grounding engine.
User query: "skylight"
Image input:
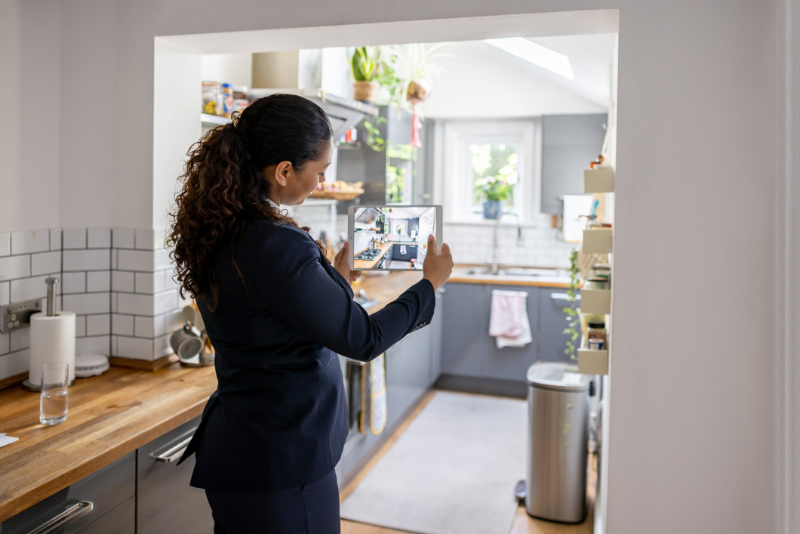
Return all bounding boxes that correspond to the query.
[485,38,574,80]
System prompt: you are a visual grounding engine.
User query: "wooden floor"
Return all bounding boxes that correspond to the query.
[340,390,596,534]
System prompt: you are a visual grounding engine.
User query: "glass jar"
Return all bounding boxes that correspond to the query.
[585,277,609,290]
[201,81,222,115]
[587,321,607,344]
[592,263,611,284]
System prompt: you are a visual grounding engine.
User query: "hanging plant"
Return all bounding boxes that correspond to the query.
[563,249,581,360]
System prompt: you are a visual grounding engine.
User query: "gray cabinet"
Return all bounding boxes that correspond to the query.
[137,416,213,534]
[442,283,540,382]
[0,453,135,534]
[538,289,579,363]
[77,498,134,534]
[540,114,607,214]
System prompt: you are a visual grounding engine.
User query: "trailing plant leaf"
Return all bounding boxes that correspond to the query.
[564,249,581,360]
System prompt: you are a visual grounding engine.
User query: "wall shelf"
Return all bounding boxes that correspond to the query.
[580,288,611,315]
[578,348,609,375]
[584,167,615,193]
[582,228,613,254]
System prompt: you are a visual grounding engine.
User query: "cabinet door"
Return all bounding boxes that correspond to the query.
[441,283,489,377]
[137,416,214,534]
[482,285,540,381]
[429,287,445,385]
[76,498,134,534]
[539,289,578,363]
[0,453,135,534]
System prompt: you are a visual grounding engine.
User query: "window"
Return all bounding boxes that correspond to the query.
[438,120,539,223]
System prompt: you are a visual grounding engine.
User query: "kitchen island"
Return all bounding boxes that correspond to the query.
[353,242,392,269]
[0,270,424,525]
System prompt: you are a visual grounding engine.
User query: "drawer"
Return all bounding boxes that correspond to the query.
[76,498,134,534]
[0,453,135,534]
[137,416,214,534]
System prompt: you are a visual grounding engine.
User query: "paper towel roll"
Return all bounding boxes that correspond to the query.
[29,311,76,387]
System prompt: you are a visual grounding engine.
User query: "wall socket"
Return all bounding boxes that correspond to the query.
[0,299,42,333]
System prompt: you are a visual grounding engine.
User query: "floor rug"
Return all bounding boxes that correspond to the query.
[340,391,526,534]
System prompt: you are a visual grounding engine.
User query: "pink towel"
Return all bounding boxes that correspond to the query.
[489,290,527,338]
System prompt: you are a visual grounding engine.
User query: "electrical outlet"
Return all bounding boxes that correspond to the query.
[0,299,42,333]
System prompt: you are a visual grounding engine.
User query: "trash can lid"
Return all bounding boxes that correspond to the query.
[526,362,592,392]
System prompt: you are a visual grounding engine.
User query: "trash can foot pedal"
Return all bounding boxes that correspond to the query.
[514,480,527,502]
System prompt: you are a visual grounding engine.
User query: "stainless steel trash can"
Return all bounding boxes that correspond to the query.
[525,362,591,523]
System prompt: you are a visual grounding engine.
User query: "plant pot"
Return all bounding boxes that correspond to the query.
[353,81,379,103]
[483,200,502,220]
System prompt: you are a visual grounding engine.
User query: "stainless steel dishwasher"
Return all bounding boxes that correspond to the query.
[137,416,214,533]
[525,362,591,523]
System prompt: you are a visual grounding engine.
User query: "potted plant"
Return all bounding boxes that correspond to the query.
[472,146,518,219]
[350,46,381,103]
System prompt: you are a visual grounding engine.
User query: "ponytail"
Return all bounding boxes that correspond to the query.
[169,95,333,310]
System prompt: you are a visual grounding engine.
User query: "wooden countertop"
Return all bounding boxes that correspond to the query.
[353,242,392,269]
[448,266,573,288]
[0,270,425,522]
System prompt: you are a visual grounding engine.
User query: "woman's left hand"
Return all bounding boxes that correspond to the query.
[334,242,361,284]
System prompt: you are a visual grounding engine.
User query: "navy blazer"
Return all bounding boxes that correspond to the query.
[178,220,436,492]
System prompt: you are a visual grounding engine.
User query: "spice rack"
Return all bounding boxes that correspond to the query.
[580,288,611,315]
[578,346,609,375]
[582,228,613,254]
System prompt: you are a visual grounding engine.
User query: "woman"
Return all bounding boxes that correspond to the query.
[170,94,453,534]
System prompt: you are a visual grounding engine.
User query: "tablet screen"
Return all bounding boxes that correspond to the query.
[351,206,437,270]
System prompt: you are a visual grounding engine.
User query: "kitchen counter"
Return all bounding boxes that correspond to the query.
[448,265,574,288]
[0,270,423,523]
[353,242,392,269]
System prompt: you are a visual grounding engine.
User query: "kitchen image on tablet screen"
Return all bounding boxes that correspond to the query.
[348,206,442,271]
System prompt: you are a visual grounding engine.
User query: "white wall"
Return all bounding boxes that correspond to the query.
[200,53,252,87]
[0,2,788,533]
[423,40,605,118]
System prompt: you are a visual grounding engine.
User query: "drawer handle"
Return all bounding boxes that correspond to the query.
[550,292,580,301]
[149,432,196,463]
[27,501,93,534]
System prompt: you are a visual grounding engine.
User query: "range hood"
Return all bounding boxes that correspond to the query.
[247,88,378,143]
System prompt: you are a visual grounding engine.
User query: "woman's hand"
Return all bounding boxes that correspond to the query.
[334,242,361,284]
[422,235,453,291]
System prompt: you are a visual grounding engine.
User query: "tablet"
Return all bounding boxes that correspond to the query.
[348,205,443,271]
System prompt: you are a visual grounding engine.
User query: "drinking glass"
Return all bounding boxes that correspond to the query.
[40,363,69,425]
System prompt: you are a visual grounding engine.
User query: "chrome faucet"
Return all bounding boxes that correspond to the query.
[486,212,524,275]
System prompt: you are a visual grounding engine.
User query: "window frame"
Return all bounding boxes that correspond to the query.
[437,119,540,224]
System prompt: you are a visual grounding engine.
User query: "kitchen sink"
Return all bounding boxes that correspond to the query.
[465,266,565,277]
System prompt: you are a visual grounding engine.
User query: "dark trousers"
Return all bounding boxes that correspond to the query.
[205,469,340,534]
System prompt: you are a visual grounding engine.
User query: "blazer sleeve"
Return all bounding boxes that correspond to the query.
[244,224,436,362]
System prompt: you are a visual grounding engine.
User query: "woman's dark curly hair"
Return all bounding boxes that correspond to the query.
[169,94,333,310]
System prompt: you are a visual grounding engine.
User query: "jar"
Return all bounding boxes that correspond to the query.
[592,263,611,283]
[585,277,609,290]
[587,321,607,344]
[221,83,235,118]
[588,337,605,350]
[201,81,222,115]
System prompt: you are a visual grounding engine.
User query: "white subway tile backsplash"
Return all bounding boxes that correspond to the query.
[135,272,155,294]
[88,228,111,249]
[154,290,178,316]
[111,249,117,270]
[113,228,135,249]
[62,228,87,249]
[112,271,134,292]
[77,336,110,356]
[10,275,49,302]
[0,350,29,378]
[87,314,111,336]
[153,314,166,337]
[154,249,171,271]
[154,334,172,358]
[11,230,50,255]
[31,251,61,276]
[117,250,154,272]
[62,272,86,294]
[163,270,179,292]
[135,228,156,250]
[87,271,111,292]
[63,249,110,272]
[0,255,30,282]
[0,282,9,306]
[135,316,154,338]
[63,293,110,315]
[75,315,86,337]
[0,233,9,257]
[10,328,29,352]
[117,336,154,360]
[154,271,166,293]
[164,309,183,333]
[112,314,134,336]
[50,229,62,251]
[117,293,154,316]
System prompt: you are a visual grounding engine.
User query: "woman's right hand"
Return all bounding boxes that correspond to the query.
[422,235,453,292]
